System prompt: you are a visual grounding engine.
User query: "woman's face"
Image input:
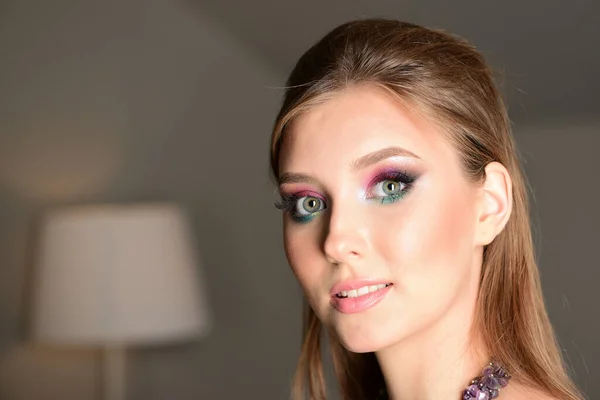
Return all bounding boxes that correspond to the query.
[277,85,486,353]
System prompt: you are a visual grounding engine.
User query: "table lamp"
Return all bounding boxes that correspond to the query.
[30,203,211,400]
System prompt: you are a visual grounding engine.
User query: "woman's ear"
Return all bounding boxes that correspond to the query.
[474,162,513,246]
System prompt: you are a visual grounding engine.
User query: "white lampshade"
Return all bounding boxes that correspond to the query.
[31,203,211,346]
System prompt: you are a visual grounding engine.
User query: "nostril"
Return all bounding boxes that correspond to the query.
[326,255,340,266]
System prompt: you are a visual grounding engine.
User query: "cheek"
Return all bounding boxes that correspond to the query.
[283,221,326,301]
[379,187,478,315]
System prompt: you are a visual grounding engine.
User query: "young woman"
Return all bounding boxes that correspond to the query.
[270,19,583,400]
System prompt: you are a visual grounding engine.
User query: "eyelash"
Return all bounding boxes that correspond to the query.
[275,170,418,223]
[275,194,324,223]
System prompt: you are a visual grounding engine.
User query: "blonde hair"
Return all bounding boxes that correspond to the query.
[269,19,583,400]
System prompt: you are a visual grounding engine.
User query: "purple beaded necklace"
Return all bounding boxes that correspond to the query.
[376,361,511,400]
[462,362,511,400]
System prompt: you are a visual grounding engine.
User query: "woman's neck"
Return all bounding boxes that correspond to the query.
[375,300,488,400]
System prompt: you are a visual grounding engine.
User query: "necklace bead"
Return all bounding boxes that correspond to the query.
[462,362,511,400]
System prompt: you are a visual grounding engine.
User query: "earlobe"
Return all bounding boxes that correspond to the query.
[475,162,513,246]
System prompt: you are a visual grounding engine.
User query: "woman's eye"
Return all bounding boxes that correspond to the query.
[366,171,418,204]
[373,179,406,197]
[274,193,326,223]
[296,196,325,215]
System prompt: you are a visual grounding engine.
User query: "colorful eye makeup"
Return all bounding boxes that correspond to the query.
[364,169,418,204]
[275,168,419,223]
[275,191,326,223]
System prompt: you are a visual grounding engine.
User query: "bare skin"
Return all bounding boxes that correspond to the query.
[278,85,555,400]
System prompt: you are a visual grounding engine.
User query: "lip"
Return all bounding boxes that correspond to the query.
[330,279,393,314]
[330,279,392,296]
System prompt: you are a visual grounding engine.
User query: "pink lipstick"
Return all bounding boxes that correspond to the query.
[330,280,392,314]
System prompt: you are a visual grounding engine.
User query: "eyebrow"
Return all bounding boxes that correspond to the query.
[351,146,420,172]
[278,172,319,187]
[278,146,420,187]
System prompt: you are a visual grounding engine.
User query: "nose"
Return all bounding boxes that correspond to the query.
[323,205,369,266]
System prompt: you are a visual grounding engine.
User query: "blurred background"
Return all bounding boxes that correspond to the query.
[0,0,597,399]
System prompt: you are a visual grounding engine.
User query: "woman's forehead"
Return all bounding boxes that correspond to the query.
[279,86,459,174]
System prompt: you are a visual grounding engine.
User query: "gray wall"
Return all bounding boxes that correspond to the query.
[0,1,596,399]
[0,1,300,399]
[516,124,599,397]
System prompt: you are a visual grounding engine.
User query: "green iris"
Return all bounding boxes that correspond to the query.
[302,197,321,214]
[378,179,406,204]
[292,196,324,223]
[382,179,401,195]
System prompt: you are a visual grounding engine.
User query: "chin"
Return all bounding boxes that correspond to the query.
[332,324,402,354]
